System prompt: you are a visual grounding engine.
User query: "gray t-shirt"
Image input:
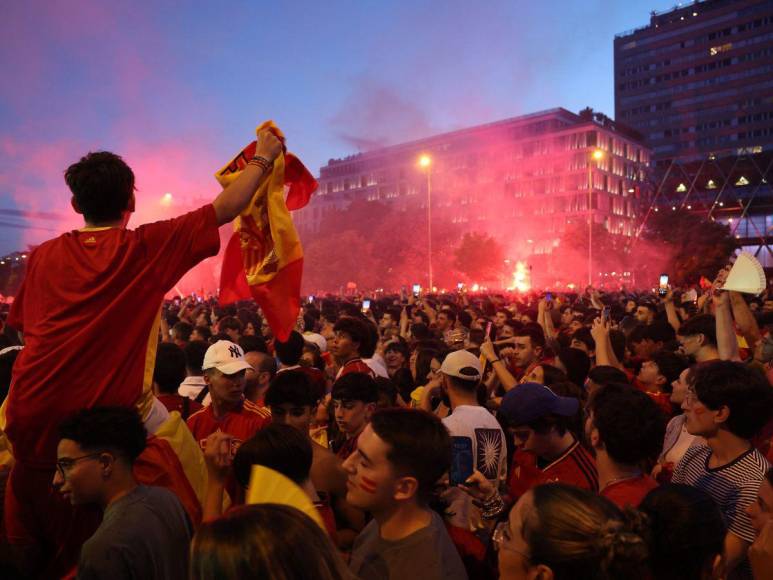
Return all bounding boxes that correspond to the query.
[349,510,468,580]
[78,485,192,580]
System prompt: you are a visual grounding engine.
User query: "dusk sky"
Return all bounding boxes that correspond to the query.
[0,0,679,254]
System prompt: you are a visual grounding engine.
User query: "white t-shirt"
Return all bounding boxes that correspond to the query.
[442,405,508,531]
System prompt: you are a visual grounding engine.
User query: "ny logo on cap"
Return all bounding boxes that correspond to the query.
[228,345,241,358]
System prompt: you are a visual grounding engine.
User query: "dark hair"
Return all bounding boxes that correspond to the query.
[539,364,568,387]
[375,377,398,408]
[413,348,439,383]
[274,331,305,366]
[458,310,472,328]
[333,317,369,354]
[360,319,379,358]
[265,370,318,408]
[629,321,675,346]
[557,347,590,388]
[609,329,627,362]
[527,413,574,437]
[677,314,717,347]
[65,151,135,223]
[331,373,379,404]
[693,360,773,439]
[172,321,193,342]
[239,334,268,354]
[588,383,666,465]
[410,322,431,340]
[219,316,244,334]
[587,365,629,388]
[767,466,773,486]
[58,406,146,464]
[571,327,595,351]
[370,408,451,503]
[649,350,689,392]
[232,423,312,489]
[515,326,545,350]
[637,302,658,314]
[193,325,212,342]
[190,504,352,580]
[184,340,209,375]
[438,309,457,325]
[153,342,187,394]
[639,485,725,580]
[525,484,649,580]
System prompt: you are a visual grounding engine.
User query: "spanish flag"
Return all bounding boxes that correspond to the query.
[216,122,317,341]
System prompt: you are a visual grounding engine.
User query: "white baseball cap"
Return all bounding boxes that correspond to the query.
[202,340,253,375]
[303,332,327,353]
[440,349,482,382]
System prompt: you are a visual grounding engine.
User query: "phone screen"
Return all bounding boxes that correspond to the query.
[449,436,474,486]
[602,306,610,321]
[308,295,315,304]
[659,274,669,296]
[485,321,493,339]
[412,284,421,296]
[546,292,553,302]
[362,299,371,311]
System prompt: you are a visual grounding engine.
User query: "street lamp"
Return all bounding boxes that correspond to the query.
[419,154,433,289]
[588,149,604,286]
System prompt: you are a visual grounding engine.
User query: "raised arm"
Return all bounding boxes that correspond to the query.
[212,130,283,226]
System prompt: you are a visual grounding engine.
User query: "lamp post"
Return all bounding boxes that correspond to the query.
[419,154,433,290]
[588,149,604,287]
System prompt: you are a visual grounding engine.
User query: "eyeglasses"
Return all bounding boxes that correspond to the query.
[55,453,103,479]
[492,522,530,558]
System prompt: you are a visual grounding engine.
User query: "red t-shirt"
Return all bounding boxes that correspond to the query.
[508,442,598,500]
[600,475,659,509]
[6,205,220,467]
[186,399,272,449]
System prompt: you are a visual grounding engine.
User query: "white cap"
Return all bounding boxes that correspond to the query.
[303,332,327,353]
[202,340,253,375]
[440,349,482,382]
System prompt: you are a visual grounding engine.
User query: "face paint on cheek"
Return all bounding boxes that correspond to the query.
[359,476,377,494]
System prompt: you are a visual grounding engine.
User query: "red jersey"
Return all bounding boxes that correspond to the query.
[336,358,375,380]
[157,394,203,419]
[186,399,272,450]
[508,442,598,500]
[6,205,220,468]
[600,475,658,509]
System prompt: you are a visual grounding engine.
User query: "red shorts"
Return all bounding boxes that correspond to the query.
[3,462,100,579]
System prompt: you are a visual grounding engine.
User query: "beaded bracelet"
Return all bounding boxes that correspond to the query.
[480,492,506,520]
[247,156,273,172]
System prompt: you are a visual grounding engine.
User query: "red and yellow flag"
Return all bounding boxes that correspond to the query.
[216,122,317,341]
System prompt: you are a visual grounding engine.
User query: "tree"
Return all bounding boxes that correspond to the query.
[453,232,505,282]
[639,210,737,285]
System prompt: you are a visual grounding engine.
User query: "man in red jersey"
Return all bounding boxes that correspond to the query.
[585,383,664,509]
[186,340,271,448]
[499,382,597,500]
[2,130,282,577]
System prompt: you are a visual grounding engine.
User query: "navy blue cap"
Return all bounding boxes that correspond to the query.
[499,382,579,426]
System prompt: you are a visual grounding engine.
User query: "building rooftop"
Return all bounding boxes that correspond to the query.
[615,0,735,39]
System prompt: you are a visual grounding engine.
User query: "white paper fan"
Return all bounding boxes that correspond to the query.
[722,252,766,295]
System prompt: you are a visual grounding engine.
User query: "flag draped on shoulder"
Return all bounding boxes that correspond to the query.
[216,122,317,341]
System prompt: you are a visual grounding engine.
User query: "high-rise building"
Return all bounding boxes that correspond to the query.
[296,108,650,260]
[615,0,773,166]
[615,0,773,264]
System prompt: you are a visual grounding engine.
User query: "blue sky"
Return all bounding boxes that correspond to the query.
[0,0,679,253]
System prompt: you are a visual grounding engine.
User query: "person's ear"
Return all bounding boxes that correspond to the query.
[528,565,554,580]
[127,192,136,213]
[714,405,730,425]
[655,373,667,387]
[590,426,602,449]
[393,475,419,502]
[71,196,83,215]
[203,373,212,386]
[365,402,376,419]
[99,452,115,478]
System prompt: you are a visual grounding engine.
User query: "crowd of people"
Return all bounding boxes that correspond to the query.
[0,133,772,579]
